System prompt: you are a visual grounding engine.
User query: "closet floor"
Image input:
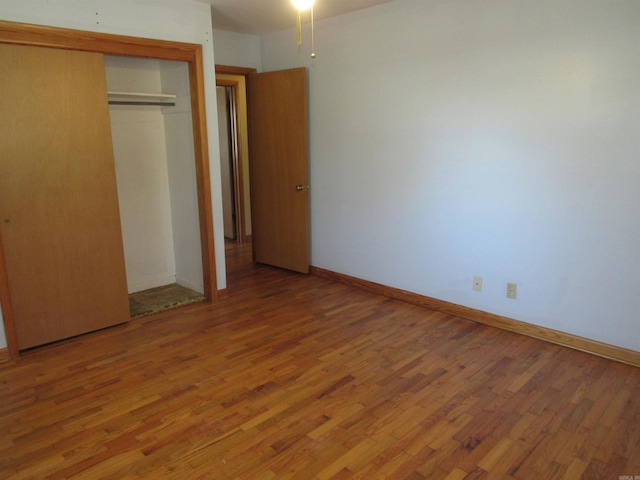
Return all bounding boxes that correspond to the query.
[128,283,205,318]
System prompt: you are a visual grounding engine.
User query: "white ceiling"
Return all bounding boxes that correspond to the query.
[202,0,398,35]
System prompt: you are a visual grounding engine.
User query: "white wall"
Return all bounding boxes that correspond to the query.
[260,0,640,351]
[212,29,262,71]
[0,0,225,349]
[211,29,261,240]
[105,56,178,293]
[161,60,205,294]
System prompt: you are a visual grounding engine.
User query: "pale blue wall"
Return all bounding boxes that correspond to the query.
[258,0,640,351]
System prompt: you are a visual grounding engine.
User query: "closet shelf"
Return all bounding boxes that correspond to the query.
[107,91,177,106]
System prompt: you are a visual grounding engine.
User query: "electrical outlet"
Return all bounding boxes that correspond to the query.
[473,276,483,292]
[507,282,517,299]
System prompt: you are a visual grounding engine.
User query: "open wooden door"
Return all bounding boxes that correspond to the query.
[247,68,310,273]
[0,44,130,350]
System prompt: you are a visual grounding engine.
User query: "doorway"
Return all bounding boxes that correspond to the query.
[215,65,311,276]
[217,85,239,241]
[216,68,254,247]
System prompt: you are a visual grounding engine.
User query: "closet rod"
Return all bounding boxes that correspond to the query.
[107,91,177,107]
[108,100,176,106]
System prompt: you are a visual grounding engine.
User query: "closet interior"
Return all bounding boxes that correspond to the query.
[104,55,205,317]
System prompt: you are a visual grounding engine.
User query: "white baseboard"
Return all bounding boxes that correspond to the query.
[128,276,176,294]
[175,277,204,295]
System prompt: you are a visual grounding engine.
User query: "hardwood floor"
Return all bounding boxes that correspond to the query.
[1,242,639,479]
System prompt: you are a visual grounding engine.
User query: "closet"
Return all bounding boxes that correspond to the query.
[105,55,205,316]
[0,21,217,356]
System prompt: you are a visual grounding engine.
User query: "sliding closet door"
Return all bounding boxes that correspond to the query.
[0,44,130,349]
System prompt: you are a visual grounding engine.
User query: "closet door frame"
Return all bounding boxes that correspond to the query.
[0,20,218,360]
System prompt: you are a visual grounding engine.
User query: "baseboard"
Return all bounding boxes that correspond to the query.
[311,267,640,368]
[217,288,229,300]
[0,347,10,363]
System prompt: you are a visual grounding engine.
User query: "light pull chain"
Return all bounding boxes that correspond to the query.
[293,1,317,59]
[310,4,316,58]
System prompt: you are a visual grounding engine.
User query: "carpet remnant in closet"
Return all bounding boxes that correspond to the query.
[129,283,205,318]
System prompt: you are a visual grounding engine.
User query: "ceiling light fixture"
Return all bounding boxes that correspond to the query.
[292,0,313,9]
[292,0,316,58]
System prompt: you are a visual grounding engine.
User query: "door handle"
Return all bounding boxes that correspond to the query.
[295,185,310,192]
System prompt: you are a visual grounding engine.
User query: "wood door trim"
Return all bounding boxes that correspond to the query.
[188,47,217,302]
[0,20,218,358]
[0,20,199,60]
[215,65,257,76]
[216,78,247,243]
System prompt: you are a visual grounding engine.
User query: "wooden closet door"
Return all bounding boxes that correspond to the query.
[0,44,130,350]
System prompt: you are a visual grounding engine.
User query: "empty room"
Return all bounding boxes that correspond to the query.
[0,0,638,478]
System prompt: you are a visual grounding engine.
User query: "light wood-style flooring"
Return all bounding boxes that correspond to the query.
[1,242,639,479]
